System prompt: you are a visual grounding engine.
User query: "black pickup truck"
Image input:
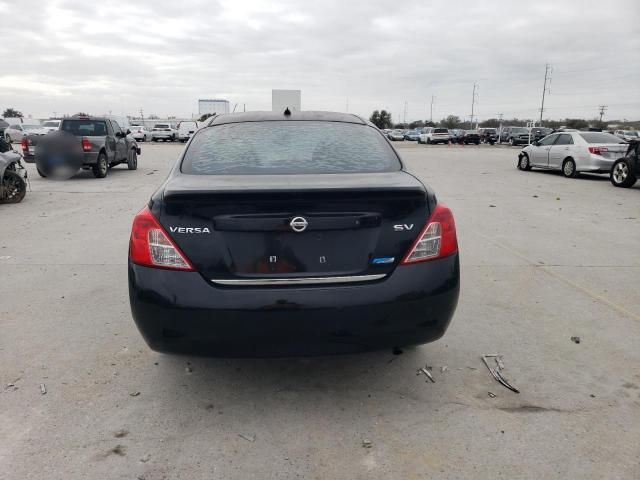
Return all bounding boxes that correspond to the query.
[34,116,140,178]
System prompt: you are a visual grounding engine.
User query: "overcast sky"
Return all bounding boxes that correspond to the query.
[1,0,639,122]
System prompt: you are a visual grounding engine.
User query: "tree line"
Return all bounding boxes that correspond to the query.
[369,110,639,131]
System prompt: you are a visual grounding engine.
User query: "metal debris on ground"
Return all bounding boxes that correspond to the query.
[129,391,141,397]
[39,383,47,395]
[481,354,519,394]
[418,367,436,383]
[488,392,496,398]
[571,336,581,344]
[495,356,505,370]
[362,439,372,449]
[238,433,256,442]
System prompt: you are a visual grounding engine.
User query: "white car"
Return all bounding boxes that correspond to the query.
[176,121,199,142]
[418,127,450,144]
[41,119,61,132]
[517,131,628,178]
[129,125,151,142]
[4,123,48,142]
[387,130,405,141]
[151,123,177,142]
[614,130,639,142]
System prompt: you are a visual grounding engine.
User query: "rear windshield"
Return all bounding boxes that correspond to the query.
[181,121,401,175]
[483,128,496,133]
[61,120,107,136]
[579,132,626,143]
[434,128,448,133]
[154,124,170,128]
[42,121,59,127]
[512,128,528,133]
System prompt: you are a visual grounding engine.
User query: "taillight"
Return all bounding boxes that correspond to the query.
[81,137,92,152]
[129,206,194,271]
[588,146,608,155]
[21,137,29,152]
[401,203,458,264]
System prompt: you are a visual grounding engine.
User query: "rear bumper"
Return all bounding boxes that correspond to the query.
[128,254,460,356]
[578,155,616,173]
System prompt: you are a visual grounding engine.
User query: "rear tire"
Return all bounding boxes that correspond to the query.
[93,152,108,178]
[127,149,138,170]
[562,158,578,178]
[610,158,637,188]
[0,170,26,203]
[510,138,516,146]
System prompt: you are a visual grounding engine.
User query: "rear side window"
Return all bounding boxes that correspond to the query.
[182,121,401,175]
[61,120,107,136]
[555,134,574,145]
[579,132,626,143]
[434,128,448,133]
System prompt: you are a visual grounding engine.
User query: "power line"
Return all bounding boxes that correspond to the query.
[539,63,552,124]
[598,105,607,123]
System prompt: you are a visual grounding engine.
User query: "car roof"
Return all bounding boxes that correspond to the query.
[65,116,109,122]
[205,111,368,127]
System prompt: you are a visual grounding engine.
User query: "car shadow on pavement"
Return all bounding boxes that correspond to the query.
[152,347,431,405]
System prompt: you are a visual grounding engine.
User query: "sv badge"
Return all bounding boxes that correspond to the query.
[393,224,414,231]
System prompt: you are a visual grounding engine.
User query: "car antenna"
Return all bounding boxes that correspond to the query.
[284,107,291,116]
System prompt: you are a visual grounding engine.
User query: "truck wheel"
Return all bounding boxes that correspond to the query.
[0,170,26,203]
[562,158,578,178]
[127,149,138,170]
[93,152,108,178]
[610,158,637,188]
[510,138,516,146]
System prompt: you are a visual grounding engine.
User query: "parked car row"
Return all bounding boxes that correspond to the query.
[517,131,637,188]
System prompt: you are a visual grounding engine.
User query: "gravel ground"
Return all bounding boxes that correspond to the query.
[1,141,639,479]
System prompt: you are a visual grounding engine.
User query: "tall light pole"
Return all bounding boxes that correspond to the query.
[539,64,552,125]
[470,83,478,128]
[430,95,435,124]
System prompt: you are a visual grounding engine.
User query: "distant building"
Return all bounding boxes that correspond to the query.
[198,99,230,116]
[272,90,301,113]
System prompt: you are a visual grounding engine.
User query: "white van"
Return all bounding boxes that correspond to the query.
[177,121,199,142]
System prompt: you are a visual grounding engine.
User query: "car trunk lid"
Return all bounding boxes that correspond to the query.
[158,172,431,282]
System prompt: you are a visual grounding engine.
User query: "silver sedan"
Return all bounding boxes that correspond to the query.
[517,131,628,177]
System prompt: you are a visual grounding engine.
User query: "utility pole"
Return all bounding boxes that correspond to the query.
[539,63,552,124]
[598,105,607,123]
[470,83,479,128]
[403,101,408,125]
[430,95,435,124]
[497,113,504,142]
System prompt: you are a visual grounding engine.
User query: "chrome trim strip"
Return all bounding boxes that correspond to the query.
[211,274,386,286]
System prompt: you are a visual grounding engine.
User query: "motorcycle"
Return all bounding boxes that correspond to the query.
[0,136,28,203]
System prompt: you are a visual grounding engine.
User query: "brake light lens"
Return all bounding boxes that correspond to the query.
[81,137,92,152]
[21,137,29,152]
[588,146,608,155]
[129,206,194,270]
[401,203,458,264]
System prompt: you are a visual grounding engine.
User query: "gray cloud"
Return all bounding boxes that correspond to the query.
[1,0,639,121]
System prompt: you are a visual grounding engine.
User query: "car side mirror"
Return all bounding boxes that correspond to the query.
[533,141,540,146]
